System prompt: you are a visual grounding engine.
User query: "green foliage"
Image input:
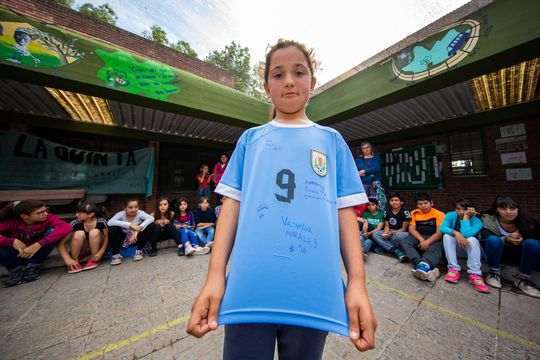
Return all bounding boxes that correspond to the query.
[205,41,250,93]
[78,3,118,26]
[170,40,198,58]
[53,0,75,7]
[141,25,168,45]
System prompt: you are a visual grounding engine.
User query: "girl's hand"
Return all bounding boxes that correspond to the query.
[187,276,225,338]
[163,219,170,225]
[129,233,138,244]
[506,233,523,246]
[345,283,377,351]
[66,258,81,271]
[455,233,469,248]
[465,207,477,217]
[182,224,188,229]
[19,242,41,259]
[12,239,27,255]
[130,224,142,232]
[175,224,181,230]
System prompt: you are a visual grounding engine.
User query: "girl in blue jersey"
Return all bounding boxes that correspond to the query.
[187,39,377,358]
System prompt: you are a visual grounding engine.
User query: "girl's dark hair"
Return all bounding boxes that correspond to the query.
[177,197,190,213]
[76,202,108,218]
[0,199,46,220]
[124,199,141,208]
[454,197,474,209]
[485,195,540,238]
[387,191,402,201]
[155,197,173,221]
[198,196,210,205]
[263,39,317,119]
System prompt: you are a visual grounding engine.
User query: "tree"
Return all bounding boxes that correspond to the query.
[53,0,75,7]
[247,62,267,101]
[141,25,168,45]
[78,3,118,26]
[170,40,198,58]
[205,41,252,93]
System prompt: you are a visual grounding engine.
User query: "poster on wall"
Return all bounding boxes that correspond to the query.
[505,168,532,181]
[495,135,528,153]
[0,131,155,197]
[500,123,526,138]
[500,152,527,165]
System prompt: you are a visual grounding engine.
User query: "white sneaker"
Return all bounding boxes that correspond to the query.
[513,276,540,298]
[485,272,502,289]
[206,241,214,249]
[185,244,195,256]
[426,267,441,282]
[133,250,143,261]
[111,254,123,266]
[194,246,210,255]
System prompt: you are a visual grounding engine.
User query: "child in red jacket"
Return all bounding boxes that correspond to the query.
[0,199,72,287]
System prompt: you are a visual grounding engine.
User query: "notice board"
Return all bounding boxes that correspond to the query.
[379,143,444,189]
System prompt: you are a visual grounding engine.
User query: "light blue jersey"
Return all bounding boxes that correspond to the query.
[215,120,367,336]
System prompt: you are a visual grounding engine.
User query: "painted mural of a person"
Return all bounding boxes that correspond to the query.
[8,27,40,65]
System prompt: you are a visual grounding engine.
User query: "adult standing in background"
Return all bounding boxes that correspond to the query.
[212,154,228,205]
[355,142,383,201]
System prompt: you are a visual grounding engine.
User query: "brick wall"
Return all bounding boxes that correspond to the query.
[353,118,540,215]
[0,0,235,88]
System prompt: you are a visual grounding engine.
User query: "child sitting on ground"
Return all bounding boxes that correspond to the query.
[150,197,181,257]
[173,197,209,256]
[193,196,216,249]
[400,192,445,282]
[58,202,108,273]
[440,198,488,293]
[360,198,384,256]
[372,192,410,262]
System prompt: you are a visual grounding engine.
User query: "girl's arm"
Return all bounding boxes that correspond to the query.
[187,198,240,338]
[56,232,77,265]
[95,227,109,260]
[138,210,155,230]
[107,211,131,229]
[339,206,377,351]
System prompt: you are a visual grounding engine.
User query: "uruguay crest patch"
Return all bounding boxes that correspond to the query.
[311,150,327,177]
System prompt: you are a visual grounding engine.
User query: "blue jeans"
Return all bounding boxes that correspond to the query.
[372,230,409,252]
[197,185,211,200]
[484,235,540,276]
[443,234,482,275]
[195,227,214,245]
[0,243,56,271]
[178,228,198,246]
[224,323,328,360]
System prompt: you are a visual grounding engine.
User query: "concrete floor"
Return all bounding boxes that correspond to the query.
[0,248,539,360]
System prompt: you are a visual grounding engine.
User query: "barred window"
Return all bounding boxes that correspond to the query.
[449,131,487,176]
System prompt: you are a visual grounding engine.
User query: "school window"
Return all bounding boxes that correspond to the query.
[449,131,487,176]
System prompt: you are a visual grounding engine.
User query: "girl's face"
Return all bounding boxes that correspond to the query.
[388,197,402,210]
[202,166,209,173]
[221,155,228,164]
[76,212,94,221]
[497,206,518,223]
[199,200,210,211]
[179,201,188,212]
[264,46,315,120]
[159,200,169,214]
[125,201,139,216]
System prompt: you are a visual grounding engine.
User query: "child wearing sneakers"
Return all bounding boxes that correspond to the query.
[440,198,488,293]
[173,198,209,256]
[372,192,410,262]
[400,192,445,282]
[150,197,181,257]
[360,198,384,255]
[193,196,216,248]
[107,199,154,265]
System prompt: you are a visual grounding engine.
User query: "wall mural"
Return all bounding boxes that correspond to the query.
[0,21,84,67]
[390,19,480,82]
[96,49,180,101]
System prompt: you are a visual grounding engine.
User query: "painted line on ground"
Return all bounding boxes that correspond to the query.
[77,281,539,359]
[77,315,190,360]
[368,279,540,351]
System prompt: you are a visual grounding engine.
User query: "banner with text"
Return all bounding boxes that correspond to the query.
[0,131,154,197]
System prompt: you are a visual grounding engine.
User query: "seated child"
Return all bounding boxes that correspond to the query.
[58,202,108,273]
[440,198,488,293]
[215,195,227,219]
[372,192,410,262]
[150,197,181,257]
[0,200,72,287]
[107,199,154,265]
[193,196,216,248]
[360,198,384,256]
[173,197,209,256]
[400,192,445,282]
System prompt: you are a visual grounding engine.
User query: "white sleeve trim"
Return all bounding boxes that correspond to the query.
[215,183,241,202]
[337,192,368,209]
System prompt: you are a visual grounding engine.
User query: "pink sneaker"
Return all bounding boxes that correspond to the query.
[444,268,460,284]
[469,274,490,293]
